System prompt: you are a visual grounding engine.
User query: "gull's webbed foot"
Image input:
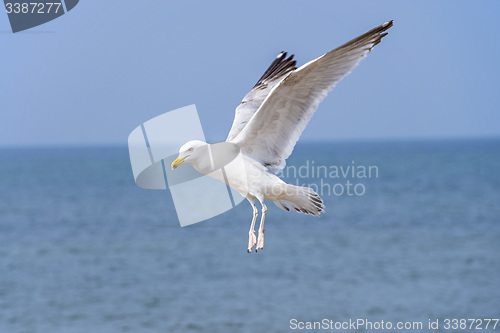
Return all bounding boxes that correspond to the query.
[256,228,264,252]
[248,230,256,253]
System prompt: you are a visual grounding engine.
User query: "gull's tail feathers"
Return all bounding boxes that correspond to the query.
[274,185,324,216]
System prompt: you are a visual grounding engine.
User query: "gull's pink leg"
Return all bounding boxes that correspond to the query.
[256,201,267,252]
[247,200,258,253]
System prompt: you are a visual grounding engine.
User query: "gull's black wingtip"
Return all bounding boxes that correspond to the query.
[369,20,394,47]
[253,50,298,87]
[377,20,394,34]
[383,20,394,28]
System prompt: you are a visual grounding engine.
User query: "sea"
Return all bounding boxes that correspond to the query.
[0,139,499,333]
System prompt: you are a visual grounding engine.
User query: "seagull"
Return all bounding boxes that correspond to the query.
[171,20,393,252]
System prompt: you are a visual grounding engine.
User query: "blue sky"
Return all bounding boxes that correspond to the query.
[1,0,499,146]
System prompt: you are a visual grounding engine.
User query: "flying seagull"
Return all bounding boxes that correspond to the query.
[171,20,393,252]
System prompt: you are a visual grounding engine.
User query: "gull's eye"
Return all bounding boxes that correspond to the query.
[188,147,194,152]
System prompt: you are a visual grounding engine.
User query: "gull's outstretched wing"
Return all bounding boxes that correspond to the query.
[226,52,297,141]
[230,20,393,172]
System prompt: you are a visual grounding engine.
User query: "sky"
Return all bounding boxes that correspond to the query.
[1,0,499,146]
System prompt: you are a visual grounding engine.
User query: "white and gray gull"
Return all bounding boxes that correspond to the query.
[171,20,394,252]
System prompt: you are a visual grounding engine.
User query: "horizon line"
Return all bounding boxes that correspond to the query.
[1,135,499,149]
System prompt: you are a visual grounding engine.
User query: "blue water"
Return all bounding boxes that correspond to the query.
[0,139,499,332]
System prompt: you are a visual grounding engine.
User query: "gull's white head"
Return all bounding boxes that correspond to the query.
[171,140,208,170]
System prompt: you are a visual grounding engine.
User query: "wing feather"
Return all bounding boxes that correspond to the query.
[231,20,394,172]
[226,52,296,141]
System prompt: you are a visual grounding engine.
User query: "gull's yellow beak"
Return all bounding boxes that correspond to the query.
[171,156,187,170]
